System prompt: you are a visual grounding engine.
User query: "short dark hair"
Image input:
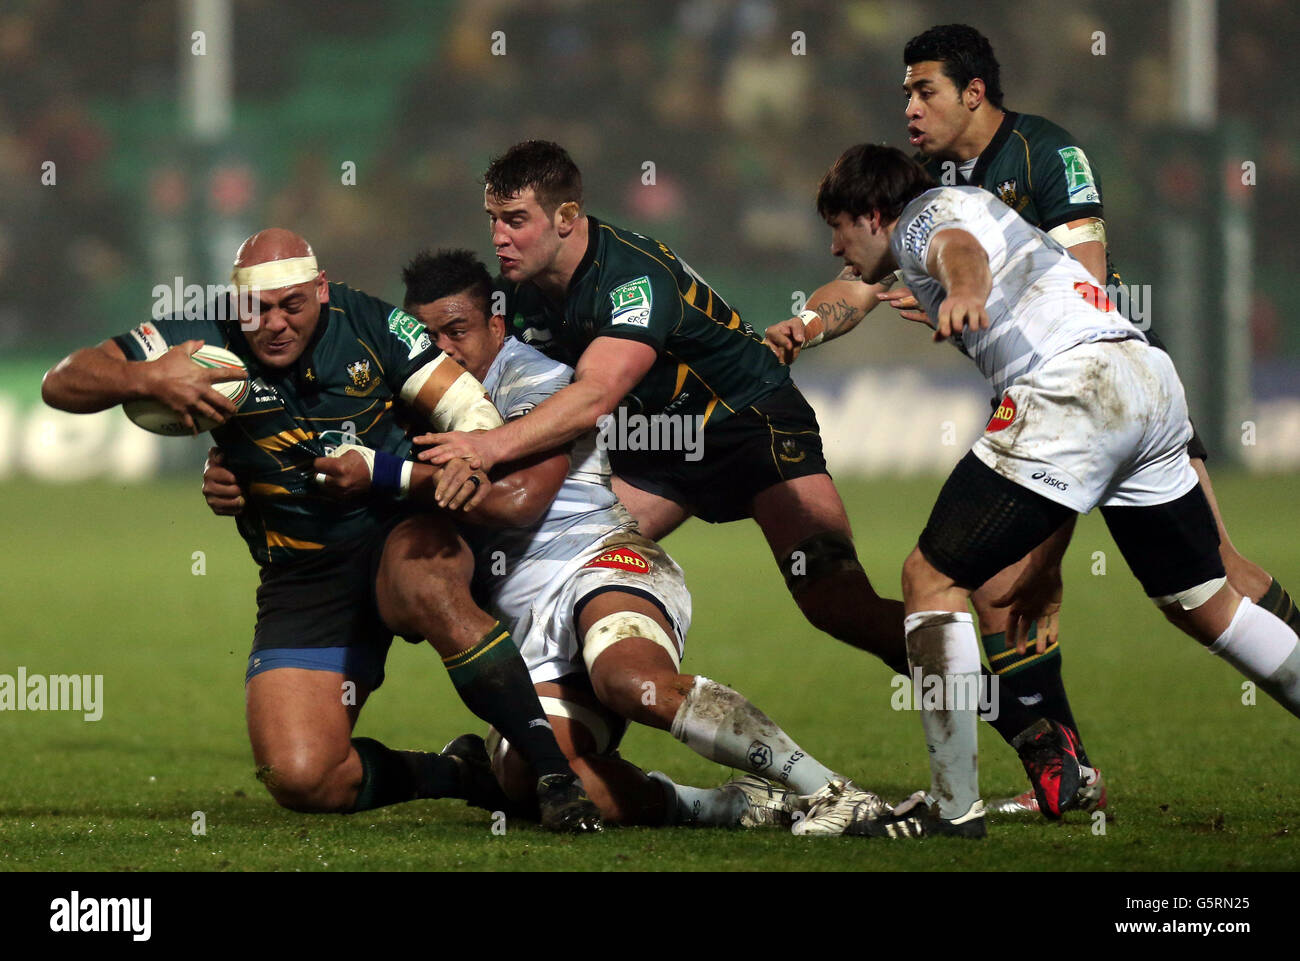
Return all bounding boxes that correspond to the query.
[816,144,936,223]
[401,248,493,315]
[483,140,583,214]
[904,24,1004,108]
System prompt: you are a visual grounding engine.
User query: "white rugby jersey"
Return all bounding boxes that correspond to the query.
[461,337,636,605]
[892,186,1144,396]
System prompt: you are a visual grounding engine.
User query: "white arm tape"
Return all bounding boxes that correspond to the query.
[399,352,451,405]
[797,309,825,347]
[582,611,681,673]
[431,369,504,432]
[1047,219,1106,248]
[399,354,505,432]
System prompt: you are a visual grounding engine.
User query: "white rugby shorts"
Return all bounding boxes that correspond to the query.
[971,339,1200,513]
[488,531,692,686]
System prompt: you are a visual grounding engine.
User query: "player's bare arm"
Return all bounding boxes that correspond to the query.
[420,336,656,473]
[43,338,245,431]
[991,516,1078,653]
[764,267,890,363]
[1049,217,1108,284]
[926,228,992,341]
[414,446,570,525]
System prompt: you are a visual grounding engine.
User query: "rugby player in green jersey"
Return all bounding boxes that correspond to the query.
[420,140,912,830]
[42,228,601,831]
[768,23,1300,818]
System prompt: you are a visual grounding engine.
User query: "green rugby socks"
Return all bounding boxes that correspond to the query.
[443,622,572,780]
[1259,579,1300,637]
[348,737,463,812]
[982,627,1090,767]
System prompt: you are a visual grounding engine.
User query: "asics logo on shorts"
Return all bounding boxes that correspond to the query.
[1031,470,1070,491]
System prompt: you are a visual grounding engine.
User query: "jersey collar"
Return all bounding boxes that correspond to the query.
[969,110,1019,188]
[569,214,601,294]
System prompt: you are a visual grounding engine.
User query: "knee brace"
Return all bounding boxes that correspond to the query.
[780,531,864,594]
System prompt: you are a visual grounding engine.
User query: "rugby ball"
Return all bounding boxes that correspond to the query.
[123,344,250,435]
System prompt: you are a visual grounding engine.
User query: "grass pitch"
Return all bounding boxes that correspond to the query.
[2,473,1298,872]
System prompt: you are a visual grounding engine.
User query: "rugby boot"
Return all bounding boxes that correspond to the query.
[536,773,603,833]
[847,790,987,839]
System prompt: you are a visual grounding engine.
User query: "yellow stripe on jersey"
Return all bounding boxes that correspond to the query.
[672,363,690,399]
[249,482,292,497]
[702,395,721,427]
[727,309,741,330]
[265,530,325,551]
[1011,130,1034,191]
[684,279,699,307]
[255,427,316,453]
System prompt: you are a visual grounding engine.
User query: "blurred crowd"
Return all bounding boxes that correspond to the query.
[3,0,1298,360]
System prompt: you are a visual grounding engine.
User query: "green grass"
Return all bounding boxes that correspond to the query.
[2,474,1298,871]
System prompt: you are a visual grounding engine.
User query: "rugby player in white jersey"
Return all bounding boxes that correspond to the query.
[205,249,887,829]
[809,145,1300,838]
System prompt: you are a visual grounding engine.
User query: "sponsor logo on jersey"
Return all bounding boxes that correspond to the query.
[343,358,377,396]
[902,204,939,259]
[1058,146,1100,205]
[609,276,652,328]
[583,547,650,573]
[996,178,1018,207]
[128,323,168,358]
[386,307,433,360]
[1031,469,1069,491]
[986,395,1017,431]
[747,739,774,770]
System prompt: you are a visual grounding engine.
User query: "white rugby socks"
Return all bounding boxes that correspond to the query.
[647,772,746,826]
[906,610,982,820]
[1210,597,1300,718]
[669,676,837,794]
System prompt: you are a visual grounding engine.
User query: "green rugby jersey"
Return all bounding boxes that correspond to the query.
[500,216,790,425]
[921,111,1120,288]
[113,283,439,566]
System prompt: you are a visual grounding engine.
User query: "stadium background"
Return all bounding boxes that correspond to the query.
[3,0,1299,874]
[3,0,1300,479]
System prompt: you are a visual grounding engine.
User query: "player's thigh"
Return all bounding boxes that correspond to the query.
[611,474,692,541]
[246,667,370,777]
[1100,483,1226,633]
[918,450,1076,593]
[373,513,493,652]
[751,473,853,559]
[577,589,687,716]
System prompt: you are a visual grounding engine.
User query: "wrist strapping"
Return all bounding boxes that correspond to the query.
[797,309,825,347]
[328,443,412,498]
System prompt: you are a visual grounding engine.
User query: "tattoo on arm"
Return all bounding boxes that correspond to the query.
[814,298,863,339]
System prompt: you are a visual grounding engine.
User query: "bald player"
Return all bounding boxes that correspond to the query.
[42,229,602,832]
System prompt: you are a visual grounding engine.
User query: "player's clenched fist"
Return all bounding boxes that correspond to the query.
[764,318,810,365]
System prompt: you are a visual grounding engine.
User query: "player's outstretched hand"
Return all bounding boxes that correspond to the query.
[433,457,492,511]
[933,294,990,343]
[764,318,808,365]
[147,340,247,433]
[989,561,1063,655]
[311,450,372,498]
[877,286,929,325]
[202,447,245,516]
[413,430,497,473]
